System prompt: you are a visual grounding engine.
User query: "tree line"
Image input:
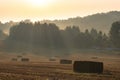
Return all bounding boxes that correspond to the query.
[5,21,120,51]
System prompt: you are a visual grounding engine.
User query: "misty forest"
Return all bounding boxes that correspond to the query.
[0,17,120,54]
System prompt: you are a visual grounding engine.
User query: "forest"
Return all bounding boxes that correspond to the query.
[0,21,118,53]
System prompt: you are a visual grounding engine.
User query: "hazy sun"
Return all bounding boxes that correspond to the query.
[28,0,55,7]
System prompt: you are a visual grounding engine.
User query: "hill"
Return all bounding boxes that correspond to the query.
[42,11,120,33]
[0,11,120,34]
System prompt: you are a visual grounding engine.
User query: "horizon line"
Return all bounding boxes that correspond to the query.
[1,10,120,24]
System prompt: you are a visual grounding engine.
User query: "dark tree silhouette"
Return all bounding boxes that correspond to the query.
[5,21,120,52]
[110,21,120,48]
[8,22,64,50]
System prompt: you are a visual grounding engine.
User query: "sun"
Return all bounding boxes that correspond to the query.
[27,0,55,7]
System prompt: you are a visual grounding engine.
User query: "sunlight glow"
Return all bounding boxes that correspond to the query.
[27,0,55,7]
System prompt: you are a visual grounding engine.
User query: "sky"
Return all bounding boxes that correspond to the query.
[0,0,120,22]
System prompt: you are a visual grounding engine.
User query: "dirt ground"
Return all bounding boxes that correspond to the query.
[0,52,120,80]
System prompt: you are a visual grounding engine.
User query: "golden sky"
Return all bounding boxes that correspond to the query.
[0,0,120,22]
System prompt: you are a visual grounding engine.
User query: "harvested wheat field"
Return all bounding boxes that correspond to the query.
[0,52,120,80]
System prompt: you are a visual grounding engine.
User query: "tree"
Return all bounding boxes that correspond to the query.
[95,31,104,48]
[90,28,98,39]
[8,22,64,49]
[110,21,120,48]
